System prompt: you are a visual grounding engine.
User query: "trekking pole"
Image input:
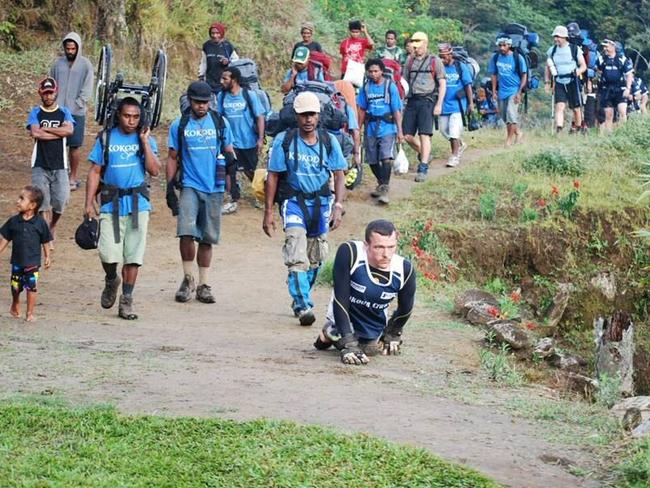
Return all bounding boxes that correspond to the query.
[574,72,585,132]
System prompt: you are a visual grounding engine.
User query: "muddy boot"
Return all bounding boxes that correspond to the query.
[175,274,196,303]
[196,284,216,304]
[101,276,121,309]
[377,185,390,205]
[118,294,138,320]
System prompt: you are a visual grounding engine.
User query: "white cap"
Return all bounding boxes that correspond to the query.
[293,92,321,113]
[552,26,569,38]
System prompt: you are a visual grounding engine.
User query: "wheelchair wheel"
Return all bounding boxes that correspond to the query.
[149,49,167,129]
[94,44,112,124]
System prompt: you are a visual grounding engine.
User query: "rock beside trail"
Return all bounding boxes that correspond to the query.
[632,418,650,439]
[548,351,587,372]
[466,303,499,326]
[612,397,650,422]
[534,337,555,358]
[454,289,499,318]
[590,271,617,301]
[565,372,599,396]
[544,283,573,330]
[486,320,531,350]
[622,408,643,432]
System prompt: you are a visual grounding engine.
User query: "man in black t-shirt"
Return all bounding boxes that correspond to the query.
[27,77,74,246]
[291,22,323,57]
[198,22,239,92]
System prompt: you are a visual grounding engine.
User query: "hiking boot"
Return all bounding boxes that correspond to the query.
[222,201,238,214]
[446,155,460,168]
[175,274,196,303]
[459,141,468,156]
[101,276,121,309]
[196,284,216,304]
[298,307,316,326]
[118,294,138,320]
[370,185,383,198]
[377,185,390,205]
[414,163,429,182]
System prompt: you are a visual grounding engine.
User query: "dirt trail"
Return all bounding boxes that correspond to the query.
[0,126,598,487]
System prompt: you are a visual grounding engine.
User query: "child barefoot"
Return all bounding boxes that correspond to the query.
[0,186,52,321]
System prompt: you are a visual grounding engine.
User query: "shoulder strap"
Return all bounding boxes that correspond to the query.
[318,128,332,158]
[513,51,521,77]
[216,91,225,114]
[241,88,256,122]
[177,113,190,165]
[208,109,226,151]
[282,128,298,172]
[570,44,579,65]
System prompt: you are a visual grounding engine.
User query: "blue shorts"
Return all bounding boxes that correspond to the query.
[11,264,40,293]
[68,115,85,148]
[281,197,332,238]
[177,187,223,245]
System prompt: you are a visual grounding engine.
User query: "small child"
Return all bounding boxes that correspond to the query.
[0,186,52,322]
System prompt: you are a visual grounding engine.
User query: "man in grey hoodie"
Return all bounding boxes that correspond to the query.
[50,32,94,191]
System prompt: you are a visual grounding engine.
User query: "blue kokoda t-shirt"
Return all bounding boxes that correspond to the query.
[442,62,473,115]
[356,80,402,137]
[268,130,347,206]
[168,113,234,194]
[88,128,158,216]
[218,90,264,150]
[488,52,528,100]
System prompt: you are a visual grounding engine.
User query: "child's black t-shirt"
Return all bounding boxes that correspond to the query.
[0,214,52,267]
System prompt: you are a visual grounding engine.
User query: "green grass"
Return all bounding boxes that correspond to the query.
[617,438,650,487]
[0,398,499,487]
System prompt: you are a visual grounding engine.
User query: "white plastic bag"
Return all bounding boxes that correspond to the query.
[393,145,409,174]
[343,60,365,88]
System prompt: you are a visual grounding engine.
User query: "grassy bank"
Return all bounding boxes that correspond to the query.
[0,398,498,487]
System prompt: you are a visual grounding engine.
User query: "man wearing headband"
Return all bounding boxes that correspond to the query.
[199,22,239,94]
[292,22,323,57]
[488,36,528,146]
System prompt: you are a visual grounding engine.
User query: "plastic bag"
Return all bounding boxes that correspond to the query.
[252,168,267,202]
[343,60,365,88]
[393,145,409,174]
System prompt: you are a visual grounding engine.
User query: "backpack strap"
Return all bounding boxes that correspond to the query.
[241,88,257,129]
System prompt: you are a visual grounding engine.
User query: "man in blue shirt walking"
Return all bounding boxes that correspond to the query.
[166,81,235,305]
[263,92,347,326]
[218,67,266,214]
[85,97,161,320]
[439,43,474,167]
[488,36,528,146]
[357,58,403,204]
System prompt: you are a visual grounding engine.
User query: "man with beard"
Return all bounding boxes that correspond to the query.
[49,32,93,191]
[199,22,239,94]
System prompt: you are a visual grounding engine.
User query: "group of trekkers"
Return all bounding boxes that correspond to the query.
[1,18,647,365]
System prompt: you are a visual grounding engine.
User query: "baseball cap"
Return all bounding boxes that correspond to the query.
[438,43,453,55]
[410,32,428,43]
[75,217,99,250]
[38,77,57,95]
[187,81,212,102]
[552,26,569,38]
[293,46,310,64]
[293,92,320,114]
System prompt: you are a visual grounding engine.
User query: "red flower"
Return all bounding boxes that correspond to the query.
[573,180,581,190]
[510,290,521,303]
[536,198,547,207]
[486,306,500,318]
[423,271,437,281]
[525,322,537,330]
[551,185,560,197]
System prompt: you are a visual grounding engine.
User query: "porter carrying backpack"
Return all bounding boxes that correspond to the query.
[229,58,273,115]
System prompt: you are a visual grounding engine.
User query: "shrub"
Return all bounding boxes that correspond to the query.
[522,149,585,176]
[479,192,497,220]
[480,344,524,387]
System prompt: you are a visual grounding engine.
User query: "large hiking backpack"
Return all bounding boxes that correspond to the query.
[567,23,598,80]
[452,46,480,81]
[381,58,406,99]
[272,81,348,136]
[228,58,273,115]
[307,51,334,81]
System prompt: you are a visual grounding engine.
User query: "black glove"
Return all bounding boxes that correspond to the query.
[166,181,179,216]
[337,334,369,365]
[381,319,403,356]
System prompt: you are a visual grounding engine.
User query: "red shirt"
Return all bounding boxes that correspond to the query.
[339,37,372,74]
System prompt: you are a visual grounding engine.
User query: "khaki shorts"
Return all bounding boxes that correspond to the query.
[498,95,520,125]
[282,226,329,272]
[99,211,149,265]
